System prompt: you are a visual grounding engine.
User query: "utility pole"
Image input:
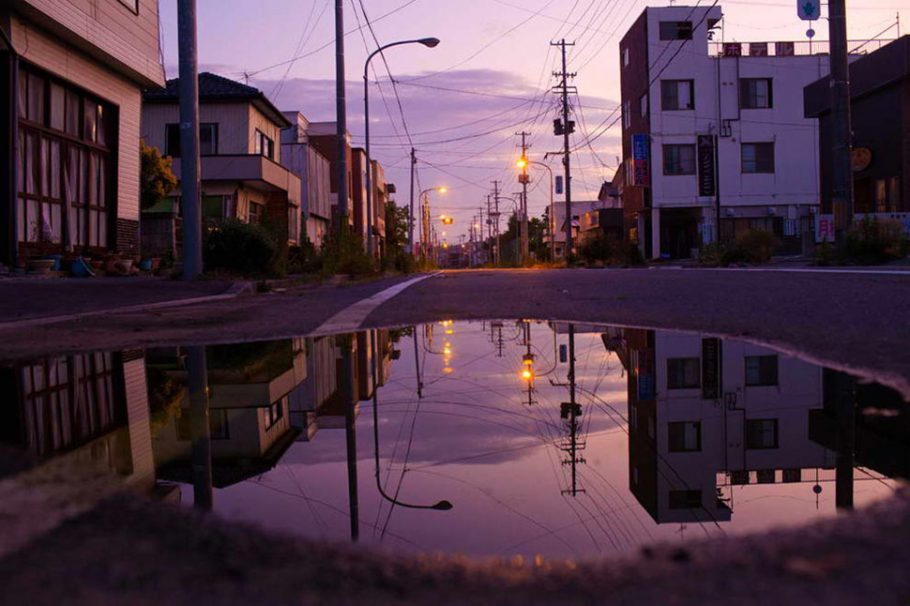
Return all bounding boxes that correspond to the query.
[177,0,202,280]
[186,345,212,510]
[516,131,531,265]
[491,180,502,266]
[560,323,585,497]
[828,0,854,238]
[408,147,416,254]
[335,0,350,234]
[551,39,576,265]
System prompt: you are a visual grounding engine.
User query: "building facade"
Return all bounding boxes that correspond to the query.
[804,35,910,236]
[141,73,301,256]
[1,0,166,268]
[281,111,332,249]
[619,5,832,259]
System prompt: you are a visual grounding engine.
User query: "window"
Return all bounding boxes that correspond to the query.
[875,178,900,212]
[640,93,648,118]
[623,100,631,129]
[783,469,802,483]
[265,397,285,429]
[667,357,700,388]
[746,418,779,449]
[741,142,775,174]
[659,21,693,40]
[623,47,630,67]
[165,123,218,157]
[663,144,696,175]
[740,78,773,109]
[745,355,778,386]
[756,469,775,484]
[288,205,300,241]
[254,129,274,159]
[248,201,264,224]
[202,195,225,225]
[669,489,702,509]
[661,80,694,110]
[668,421,701,452]
[16,66,115,251]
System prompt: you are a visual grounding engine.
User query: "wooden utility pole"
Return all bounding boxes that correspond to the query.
[177,0,202,279]
[491,180,502,266]
[828,0,854,237]
[408,147,416,254]
[516,131,531,265]
[551,39,576,265]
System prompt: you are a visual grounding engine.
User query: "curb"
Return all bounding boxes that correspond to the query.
[0,281,254,332]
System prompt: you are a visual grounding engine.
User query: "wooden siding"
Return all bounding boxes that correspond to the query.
[122,355,156,490]
[142,102,252,156]
[12,0,165,87]
[12,14,143,222]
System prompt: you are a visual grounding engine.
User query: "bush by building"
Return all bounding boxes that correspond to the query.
[203,219,280,276]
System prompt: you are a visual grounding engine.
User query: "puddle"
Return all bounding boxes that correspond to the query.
[1,320,906,559]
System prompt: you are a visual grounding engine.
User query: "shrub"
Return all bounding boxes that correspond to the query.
[845,218,907,264]
[579,232,620,264]
[732,229,776,264]
[320,231,376,277]
[203,219,279,276]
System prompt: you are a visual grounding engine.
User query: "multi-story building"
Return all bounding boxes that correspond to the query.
[306,121,353,229]
[619,5,836,259]
[281,111,332,249]
[141,73,301,256]
[1,0,166,268]
[804,35,910,237]
[615,328,837,524]
[547,200,607,258]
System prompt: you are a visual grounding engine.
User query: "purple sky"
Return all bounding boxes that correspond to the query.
[158,0,903,242]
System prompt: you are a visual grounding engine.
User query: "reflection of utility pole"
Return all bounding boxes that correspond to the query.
[560,324,585,496]
[186,345,212,511]
[832,371,856,511]
[412,326,423,399]
[339,334,359,541]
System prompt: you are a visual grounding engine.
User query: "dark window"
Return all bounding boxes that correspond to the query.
[782,468,802,483]
[661,80,695,110]
[663,144,696,175]
[756,469,775,484]
[740,78,773,109]
[741,143,774,174]
[667,357,700,389]
[746,418,779,449]
[745,355,778,386]
[731,470,750,485]
[659,21,693,40]
[202,195,224,224]
[668,421,701,452]
[265,398,285,429]
[254,129,274,159]
[165,123,218,157]
[248,201,264,225]
[669,489,702,509]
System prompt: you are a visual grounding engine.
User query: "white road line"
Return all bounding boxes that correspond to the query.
[311,272,440,335]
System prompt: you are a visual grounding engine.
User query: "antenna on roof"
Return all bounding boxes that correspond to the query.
[242,71,250,85]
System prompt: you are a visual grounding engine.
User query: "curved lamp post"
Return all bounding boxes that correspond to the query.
[518,157,555,261]
[419,186,446,259]
[364,38,440,260]
[371,331,452,511]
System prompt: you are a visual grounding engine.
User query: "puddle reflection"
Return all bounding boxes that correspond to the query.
[1,321,906,558]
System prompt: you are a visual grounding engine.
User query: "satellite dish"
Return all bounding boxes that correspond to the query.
[806,28,816,39]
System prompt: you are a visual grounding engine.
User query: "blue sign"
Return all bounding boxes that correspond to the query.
[632,134,650,161]
[798,0,820,21]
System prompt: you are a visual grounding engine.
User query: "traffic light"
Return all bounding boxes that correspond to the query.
[553,119,576,136]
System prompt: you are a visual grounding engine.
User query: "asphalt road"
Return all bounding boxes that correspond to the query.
[0,267,908,395]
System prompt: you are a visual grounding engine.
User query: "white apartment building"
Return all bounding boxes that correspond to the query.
[281,111,332,248]
[619,5,833,259]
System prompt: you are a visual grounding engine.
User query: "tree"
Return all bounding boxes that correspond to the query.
[140,141,177,211]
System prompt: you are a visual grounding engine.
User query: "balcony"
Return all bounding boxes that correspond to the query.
[171,154,301,195]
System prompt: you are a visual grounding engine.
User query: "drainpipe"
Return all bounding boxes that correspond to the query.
[1,21,19,269]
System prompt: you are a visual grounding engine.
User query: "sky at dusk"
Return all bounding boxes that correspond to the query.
[158,0,904,242]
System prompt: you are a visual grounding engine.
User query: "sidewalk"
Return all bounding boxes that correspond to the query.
[0,277,242,323]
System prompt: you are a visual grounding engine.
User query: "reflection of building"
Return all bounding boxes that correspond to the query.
[1,0,166,266]
[0,351,160,493]
[152,340,305,488]
[615,329,835,524]
[289,335,339,441]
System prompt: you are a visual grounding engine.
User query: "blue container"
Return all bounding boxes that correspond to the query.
[43,254,64,271]
[70,257,95,278]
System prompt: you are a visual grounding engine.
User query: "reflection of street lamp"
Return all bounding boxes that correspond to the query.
[371,331,453,511]
[365,37,440,258]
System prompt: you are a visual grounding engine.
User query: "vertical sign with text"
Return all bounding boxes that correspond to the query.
[702,337,722,400]
[631,134,650,187]
[697,135,717,198]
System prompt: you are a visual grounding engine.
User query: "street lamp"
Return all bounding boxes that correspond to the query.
[364,37,440,259]
[419,186,446,259]
[517,158,555,261]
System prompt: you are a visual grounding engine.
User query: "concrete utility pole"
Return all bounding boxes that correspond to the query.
[828,0,854,237]
[408,147,416,254]
[516,131,531,265]
[335,0,349,233]
[551,39,576,265]
[491,180,502,266]
[177,0,202,280]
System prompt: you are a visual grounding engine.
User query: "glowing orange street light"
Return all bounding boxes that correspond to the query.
[521,368,534,381]
[516,156,528,169]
